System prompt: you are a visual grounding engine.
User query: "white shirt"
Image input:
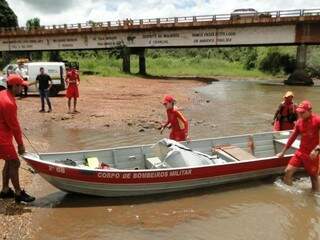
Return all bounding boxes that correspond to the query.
[15,66,28,79]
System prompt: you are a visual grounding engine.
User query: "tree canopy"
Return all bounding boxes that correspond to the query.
[0,0,18,28]
[26,17,40,30]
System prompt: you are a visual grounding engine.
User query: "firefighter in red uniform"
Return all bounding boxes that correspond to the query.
[160,95,189,141]
[0,74,35,203]
[65,67,80,113]
[272,91,297,131]
[277,100,320,192]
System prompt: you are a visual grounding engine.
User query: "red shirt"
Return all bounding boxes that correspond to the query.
[285,114,320,154]
[66,70,80,86]
[165,108,189,134]
[0,90,23,146]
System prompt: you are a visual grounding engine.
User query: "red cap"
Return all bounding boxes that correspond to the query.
[7,74,28,87]
[162,95,175,104]
[296,100,312,113]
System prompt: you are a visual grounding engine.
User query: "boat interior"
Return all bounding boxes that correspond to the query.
[38,131,299,170]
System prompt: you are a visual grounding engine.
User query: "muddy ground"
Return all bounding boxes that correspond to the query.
[0,75,206,239]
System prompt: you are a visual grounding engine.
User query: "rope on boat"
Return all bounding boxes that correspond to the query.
[20,166,37,174]
[21,132,39,174]
[22,131,41,156]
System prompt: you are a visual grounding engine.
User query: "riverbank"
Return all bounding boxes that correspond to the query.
[0,75,206,239]
[60,51,283,80]
[19,75,205,132]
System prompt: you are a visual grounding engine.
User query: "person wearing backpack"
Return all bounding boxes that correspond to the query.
[272,91,297,131]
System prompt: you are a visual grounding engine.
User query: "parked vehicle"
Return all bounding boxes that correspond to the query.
[230,8,271,20]
[3,62,66,96]
[23,131,298,197]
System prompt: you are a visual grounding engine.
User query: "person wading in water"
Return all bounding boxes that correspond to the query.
[277,100,320,192]
[272,91,297,131]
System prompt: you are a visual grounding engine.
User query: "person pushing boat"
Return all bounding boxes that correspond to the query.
[277,100,320,192]
[0,74,35,203]
[160,95,189,142]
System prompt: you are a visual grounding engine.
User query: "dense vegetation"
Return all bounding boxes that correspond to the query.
[0,0,18,67]
[48,46,308,79]
[0,0,17,28]
[26,17,40,30]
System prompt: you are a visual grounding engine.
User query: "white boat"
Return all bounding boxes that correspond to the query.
[22,131,299,197]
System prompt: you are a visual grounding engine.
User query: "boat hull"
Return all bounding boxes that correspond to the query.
[25,156,290,197]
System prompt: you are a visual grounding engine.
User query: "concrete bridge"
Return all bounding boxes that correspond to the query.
[1,8,320,76]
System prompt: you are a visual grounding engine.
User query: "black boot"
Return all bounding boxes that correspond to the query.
[15,190,35,203]
[0,188,15,199]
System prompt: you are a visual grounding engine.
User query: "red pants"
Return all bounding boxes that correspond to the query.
[289,151,319,177]
[169,131,187,142]
[66,85,79,98]
[0,144,19,160]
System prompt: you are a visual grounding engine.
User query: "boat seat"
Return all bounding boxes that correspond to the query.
[146,157,170,169]
[86,157,100,169]
[273,139,300,150]
[212,145,256,161]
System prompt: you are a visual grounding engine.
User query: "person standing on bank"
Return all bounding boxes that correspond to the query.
[0,74,35,203]
[272,91,297,131]
[277,100,320,192]
[160,95,189,142]
[36,67,52,113]
[65,67,80,114]
[15,60,28,97]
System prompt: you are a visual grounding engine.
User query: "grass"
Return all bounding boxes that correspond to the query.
[73,55,277,79]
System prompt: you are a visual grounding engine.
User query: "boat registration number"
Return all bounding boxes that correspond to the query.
[49,165,66,174]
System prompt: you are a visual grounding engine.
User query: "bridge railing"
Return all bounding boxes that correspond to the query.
[1,8,320,34]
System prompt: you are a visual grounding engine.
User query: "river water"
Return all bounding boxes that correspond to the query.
[31,80,320,240]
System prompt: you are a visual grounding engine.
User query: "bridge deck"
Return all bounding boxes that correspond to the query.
[1,9,320,38]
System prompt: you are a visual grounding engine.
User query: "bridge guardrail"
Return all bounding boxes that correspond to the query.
[1,8,320,34]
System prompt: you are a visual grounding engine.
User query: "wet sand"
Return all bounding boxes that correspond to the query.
[4,75,320,240]
[0,76,205,239]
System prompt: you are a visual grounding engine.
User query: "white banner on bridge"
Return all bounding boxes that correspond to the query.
[0,25,296,51]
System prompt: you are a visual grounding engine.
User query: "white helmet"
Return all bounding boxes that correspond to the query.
[0,77,7,89]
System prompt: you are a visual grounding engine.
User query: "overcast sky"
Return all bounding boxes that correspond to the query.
[6,0,320,26]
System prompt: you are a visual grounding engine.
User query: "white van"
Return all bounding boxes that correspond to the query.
[2,62,66,96]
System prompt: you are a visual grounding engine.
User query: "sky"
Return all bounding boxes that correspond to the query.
[6,0,320,26]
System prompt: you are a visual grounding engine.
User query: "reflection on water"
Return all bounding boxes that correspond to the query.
[32,80,320,240]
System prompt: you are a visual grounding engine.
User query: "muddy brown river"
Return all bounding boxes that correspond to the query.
[31,80,320,240]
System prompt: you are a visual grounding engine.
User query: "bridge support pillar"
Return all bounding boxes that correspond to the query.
[138,48,146,75]
[122,48,146,75]
[296,44,307,69]
[122,47,131,73]
[0,51,12,68]
[285,44,313,86]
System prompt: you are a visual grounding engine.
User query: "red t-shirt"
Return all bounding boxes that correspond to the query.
[285,114,320,154]
[0,90,23,146]
[66,70,80,86]
[165,108,189,134]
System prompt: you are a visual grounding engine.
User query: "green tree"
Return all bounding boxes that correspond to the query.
[26,17,40,30]
[243,47,258,70]
[0,0,18,28]
[0,0,18,67]
[25,18,42,60]
[259,51,282,75]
